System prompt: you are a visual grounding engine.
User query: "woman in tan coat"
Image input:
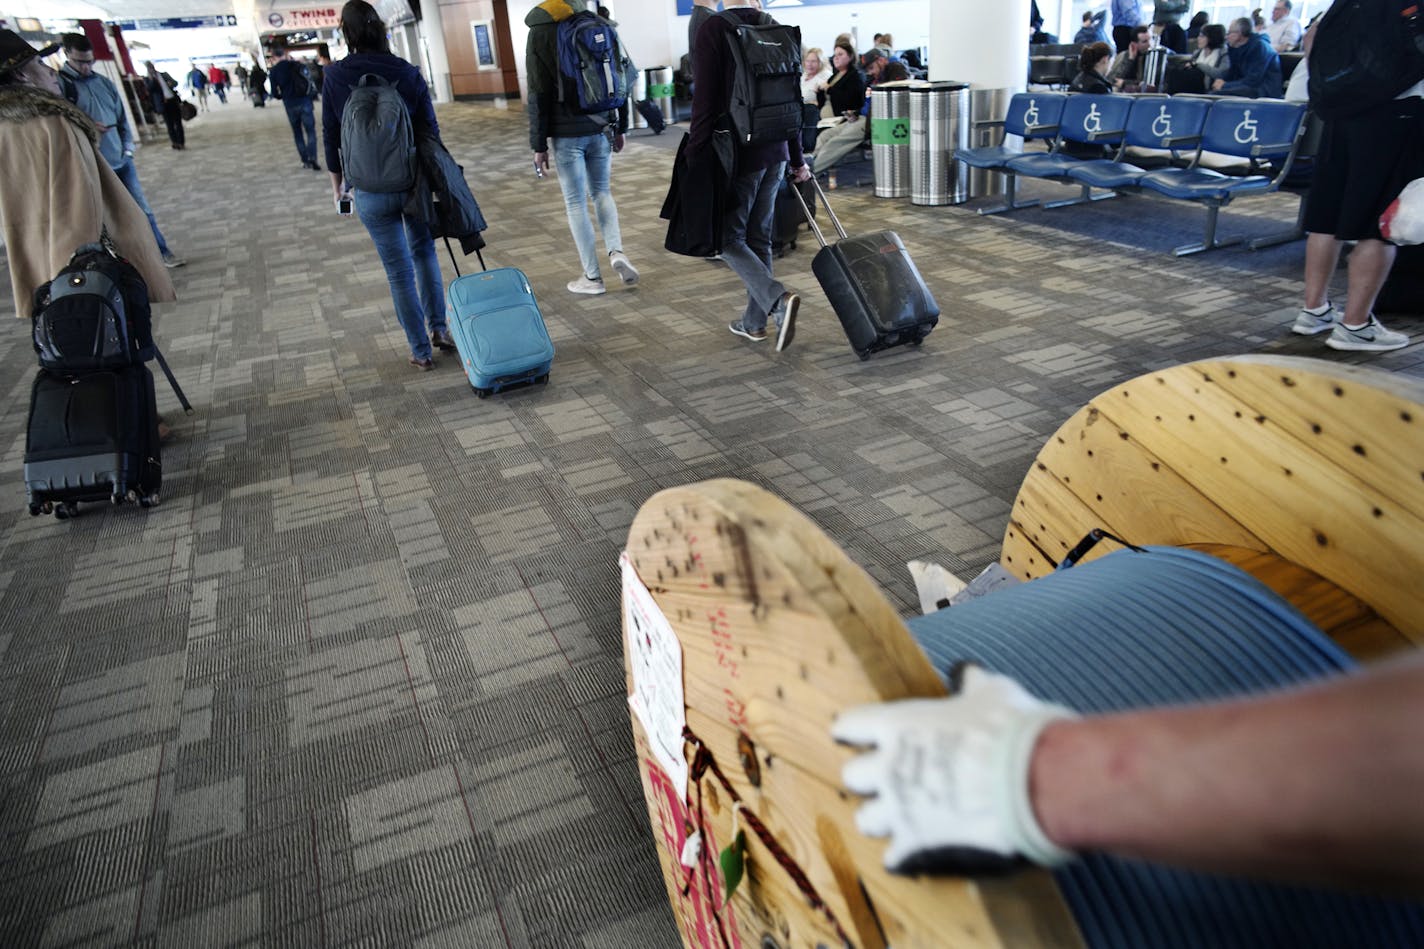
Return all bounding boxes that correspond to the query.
[0,30,175,319]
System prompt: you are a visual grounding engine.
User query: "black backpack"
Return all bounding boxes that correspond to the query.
[1308,0,1424,120]
[716,9,803,145]
[32,244,153,373]
[293,62,318,98]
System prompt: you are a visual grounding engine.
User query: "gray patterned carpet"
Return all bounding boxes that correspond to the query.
[0,97,1420,948]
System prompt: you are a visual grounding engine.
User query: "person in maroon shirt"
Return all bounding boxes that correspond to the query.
[687,0,810,352]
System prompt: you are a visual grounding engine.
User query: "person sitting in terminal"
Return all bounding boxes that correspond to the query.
[1212,16,1283,98]
[1068,41,1114,95]
[834,654,1424,895]
[321,0,455,371]
[1074,10,1111,49]
[812,48,896,173]
[1108,26,1153,92]
[0,30,176,323]
[814,40,865,120]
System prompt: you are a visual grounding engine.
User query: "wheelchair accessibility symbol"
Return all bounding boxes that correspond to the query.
[1024,99,1040,127]
[1151,105,1173,139]
[1083,103,1102,135]
[1234,110,1259,145]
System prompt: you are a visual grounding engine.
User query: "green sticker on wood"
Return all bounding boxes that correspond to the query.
[871,117,910,146]
[719,830,747,903]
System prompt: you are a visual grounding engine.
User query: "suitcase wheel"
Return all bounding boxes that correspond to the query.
[474,387,491,399]
[28,502,41,517]
[858,351,871,362]
[54,502,79,520]
[536,373,550,386]
[140,492,160,509]
[909,335,925,348]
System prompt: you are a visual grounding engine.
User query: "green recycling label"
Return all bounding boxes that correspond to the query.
[871,118,910,146]
[647,83,674,98]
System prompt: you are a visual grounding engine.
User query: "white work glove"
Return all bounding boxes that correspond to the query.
[831,665,1077,875]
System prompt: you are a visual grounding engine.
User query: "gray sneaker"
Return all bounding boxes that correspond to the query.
[1325,315,1409,352]
[769,291,799,352]
[608,251,639,285]
[1291,302,1336,336]
[162,253,187,269]
[567,275,606,295]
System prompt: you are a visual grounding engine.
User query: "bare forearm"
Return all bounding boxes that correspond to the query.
[1030,653,1424,895]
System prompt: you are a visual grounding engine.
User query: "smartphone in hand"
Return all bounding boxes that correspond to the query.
[336,194,353,216]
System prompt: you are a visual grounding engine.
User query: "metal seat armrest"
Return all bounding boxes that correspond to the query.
[1250,142,1294,158]
[1160,134,1201,147]
[1087,127,1126,142]
[1024,122,1060,137]
[973,119,1006,132]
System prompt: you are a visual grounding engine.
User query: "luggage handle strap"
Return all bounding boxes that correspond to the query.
[787,172,849,248]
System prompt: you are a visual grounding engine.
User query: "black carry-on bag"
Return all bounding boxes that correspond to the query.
[789,174,940,359]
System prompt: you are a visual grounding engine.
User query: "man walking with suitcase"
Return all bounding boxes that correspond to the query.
[688,0,810,350]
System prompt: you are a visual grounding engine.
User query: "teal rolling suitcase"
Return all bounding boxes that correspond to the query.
[446,262,554,398]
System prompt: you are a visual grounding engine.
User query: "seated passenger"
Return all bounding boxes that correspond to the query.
[816,41,864,120]
[1068,41,1114,95]
[1108,26,1152,92]
[1166,22,1227,93]
[811,52,906,173]
[1212,16,1284,98]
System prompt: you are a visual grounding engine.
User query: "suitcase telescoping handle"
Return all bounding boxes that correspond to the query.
[786,171,850,248]
[443,236,487,278]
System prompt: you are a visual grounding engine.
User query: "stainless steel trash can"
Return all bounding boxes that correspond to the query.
[646,66,675,125]
[631,69,649,129]
[871,83,912,198]
[910,80,970,206]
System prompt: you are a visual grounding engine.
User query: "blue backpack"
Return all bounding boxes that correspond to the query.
[556,11,634,114]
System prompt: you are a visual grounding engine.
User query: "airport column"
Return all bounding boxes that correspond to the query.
[929,0,1029,197]
[418,0,455,103]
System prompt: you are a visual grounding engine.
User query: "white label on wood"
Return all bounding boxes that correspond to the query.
[621,553,688,797]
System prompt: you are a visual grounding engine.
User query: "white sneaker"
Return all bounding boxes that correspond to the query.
[567,275,606,295]
[609,251,639,285]
[162,253,187,269]
[1325,314,1409,352]
[1291,302,1336,336]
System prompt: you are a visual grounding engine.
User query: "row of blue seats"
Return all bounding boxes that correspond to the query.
[962,92,1311,256]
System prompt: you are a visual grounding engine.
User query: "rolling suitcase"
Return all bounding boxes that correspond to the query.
[635,98,667,134]
[789,175,940,359]
[772,176,816,258]
[445,249,554,398]
[24,365,161,519]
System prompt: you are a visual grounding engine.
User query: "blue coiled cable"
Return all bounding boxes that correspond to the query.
[903,546,1424,949]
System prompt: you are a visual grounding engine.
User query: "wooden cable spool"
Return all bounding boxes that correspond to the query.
[621,356,1424,948]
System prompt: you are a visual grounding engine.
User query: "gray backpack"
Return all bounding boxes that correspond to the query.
[339,74,416,193]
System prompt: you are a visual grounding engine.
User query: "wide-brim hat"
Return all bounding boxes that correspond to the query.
[0,29,59,78]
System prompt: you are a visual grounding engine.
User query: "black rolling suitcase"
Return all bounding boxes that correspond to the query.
[635,98,667,134]
[789,175,940,359]
[24,365,162,518]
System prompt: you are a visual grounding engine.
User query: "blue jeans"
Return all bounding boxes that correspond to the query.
[723,162,787,332]
[353,189,447,361]
[551,133,623,280]
[284,98,317,164]
[110,158,171,258]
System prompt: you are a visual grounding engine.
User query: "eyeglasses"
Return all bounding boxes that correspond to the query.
[68,55,95,64]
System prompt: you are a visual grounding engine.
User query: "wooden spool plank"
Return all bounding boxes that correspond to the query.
[1193,356,1424,526]
[624,480,1083,949]
[1098,366,1424,641]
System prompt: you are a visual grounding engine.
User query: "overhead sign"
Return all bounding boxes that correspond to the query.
[264,8,342,30]
[113,15,238,30]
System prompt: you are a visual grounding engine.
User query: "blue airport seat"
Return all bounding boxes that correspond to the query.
[1137,99,1308,255]
[1064,95,1210,190]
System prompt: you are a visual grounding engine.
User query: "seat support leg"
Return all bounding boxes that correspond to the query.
[977,173,1040,216]
[1044,184,1115,210]
[1247,193,1307,251]
[1174,205,1243,256]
